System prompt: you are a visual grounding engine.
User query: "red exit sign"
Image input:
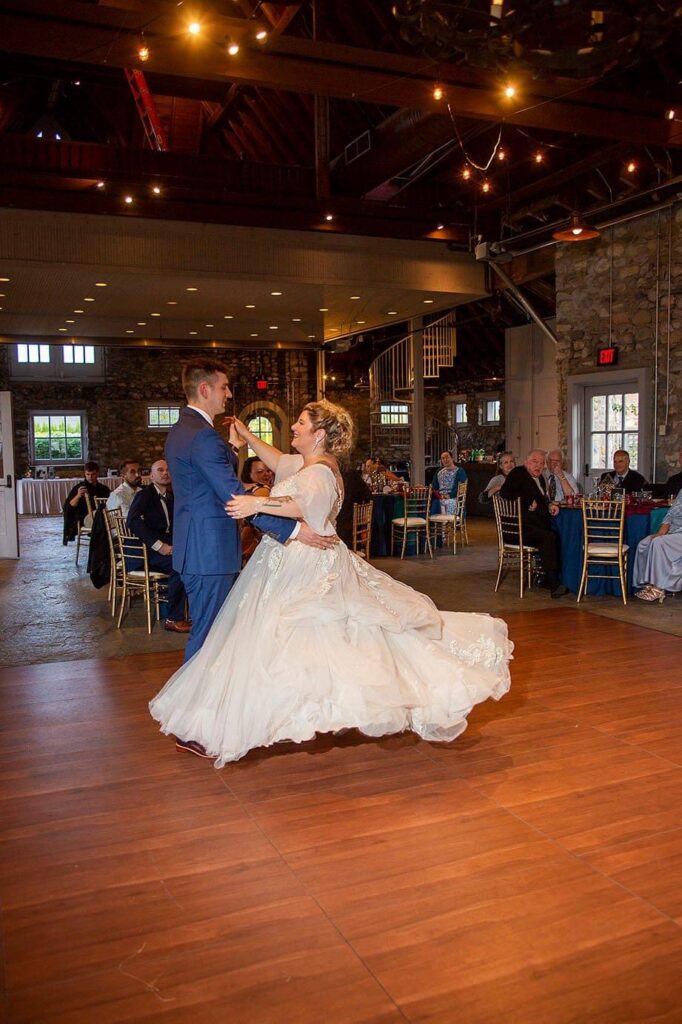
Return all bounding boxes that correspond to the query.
[597,345,619,366]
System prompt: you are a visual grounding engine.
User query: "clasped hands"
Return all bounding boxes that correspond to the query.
[225,494,338,550]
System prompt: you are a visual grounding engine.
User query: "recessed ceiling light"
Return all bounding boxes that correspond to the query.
[308,334,315,339]
[0,277,9,282]
[269,325,278,330]
[205,323,214,328]
[350,295,360,300]
[137,321,147,326]
[58,327,67,332]
[387,310,398,315]
[152,186,161,195]
[245,304,255,309]
[356,320,366,324]
[65,319,75,324]
[188,21,201,35]
[436,224,445,231]
[325,213,333,222]
[423,299,434,304]
[95,282,107,287]
[292,318,301,322]
[124,195,133,205]
[96,181,105,189]
[250,333,259,337]
[186,287,198,292]
[319,307,328,312]
[167,300,177,305]
[84,297,95,302]
[126,329,134,334]
[73,309,84,313]
[271,290,282,296]
[150,312,161,317]
[224,315,233,319]
[189,330,198,335]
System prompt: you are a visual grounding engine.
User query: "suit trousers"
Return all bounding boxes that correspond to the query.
[521,522,560,577]
[123,549,187,621]
[181,572,239,662]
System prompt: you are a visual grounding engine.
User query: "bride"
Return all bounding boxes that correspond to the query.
[150,400,512,767]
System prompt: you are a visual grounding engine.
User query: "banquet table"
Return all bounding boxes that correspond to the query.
[17,476,121,515]
[554,501,671,597]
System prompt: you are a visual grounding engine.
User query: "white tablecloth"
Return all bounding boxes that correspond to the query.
[17,476,121,515]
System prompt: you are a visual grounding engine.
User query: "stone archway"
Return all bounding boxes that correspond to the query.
[236,400,290,476]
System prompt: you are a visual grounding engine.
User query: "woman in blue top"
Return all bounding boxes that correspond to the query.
[634,490,682,602]
[436,450,467,497]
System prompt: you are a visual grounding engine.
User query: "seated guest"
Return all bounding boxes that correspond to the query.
[634,490,682,602]
[500,448,568,598]
[599,450,648,493]
[127,459,191,633]
[337,468,372,547]
[481,452,515,502]
[239,456,272,562]
[240,456,273,494]
[362,458,395,492]
[544,449,579,502]
[664,449,682,499]
[62,460,111,545]
[106,460,142,519]
[435,450,467,499]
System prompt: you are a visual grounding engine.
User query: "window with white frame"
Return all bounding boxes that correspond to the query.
[455,402,468,424]
[31,411,87,464]
[11,343,104,381]
[380,403,409,426]
[478,394,501,425]
[148,405,181,430]
[246,413,274,456]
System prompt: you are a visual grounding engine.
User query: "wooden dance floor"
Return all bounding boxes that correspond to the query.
[3,607,682,1023]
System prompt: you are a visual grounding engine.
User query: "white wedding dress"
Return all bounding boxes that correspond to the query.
[150,455,513,766]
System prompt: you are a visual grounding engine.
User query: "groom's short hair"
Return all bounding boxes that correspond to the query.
[182,359,229,398]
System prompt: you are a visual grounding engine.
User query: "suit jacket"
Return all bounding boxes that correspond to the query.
[62,480,111,545]
[165,406,295,575]
[598,468,648,493]
[500,466,553,530]
[127,484,173,550]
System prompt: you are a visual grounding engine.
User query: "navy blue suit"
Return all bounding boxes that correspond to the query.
[127,485,186,622]
[165,407,295,660]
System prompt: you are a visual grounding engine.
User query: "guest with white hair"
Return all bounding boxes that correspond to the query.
[543,449,579,502]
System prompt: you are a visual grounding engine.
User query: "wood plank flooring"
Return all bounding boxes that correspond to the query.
[2,608,682,1023]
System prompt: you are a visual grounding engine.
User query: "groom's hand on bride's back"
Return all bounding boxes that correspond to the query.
[296,523,338,549]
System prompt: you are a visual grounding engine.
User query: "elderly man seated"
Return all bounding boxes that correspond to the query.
[633,490,682,603]
[599,449,648,494]
[500,448,568,597]
[106,460,142,519]
[543,449,579,502]
[62,460,111,545]
[127,459,191,633]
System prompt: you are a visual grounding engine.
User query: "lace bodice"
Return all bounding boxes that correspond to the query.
[272,454,342,534]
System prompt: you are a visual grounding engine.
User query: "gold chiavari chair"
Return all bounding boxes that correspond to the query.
[103,507,125,618]
[577,498,628,605]
[391,485,433,559]
[351,500,374,560]
[114,514,170,633]
[75,491,94,566]
[429,480,469,554]
[492,494,539,598]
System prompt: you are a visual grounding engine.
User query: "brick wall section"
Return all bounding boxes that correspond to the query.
[0,345,317,474]
[555,206,682,479]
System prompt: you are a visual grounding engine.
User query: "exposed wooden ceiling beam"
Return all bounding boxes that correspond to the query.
[1,0,680,148]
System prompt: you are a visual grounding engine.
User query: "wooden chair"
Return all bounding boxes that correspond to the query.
[492,494,539,598]
[430,480,469,553]
[351,500,373,560]
[577,498,628,605]
[75,491,94,566]
[391,485,433,559]
[114,513,169,633]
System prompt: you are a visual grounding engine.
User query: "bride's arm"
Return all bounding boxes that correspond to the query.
[226,493,304,520]
[229,417,283,472]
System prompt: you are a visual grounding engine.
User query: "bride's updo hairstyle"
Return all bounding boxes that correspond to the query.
[303,400,354,456]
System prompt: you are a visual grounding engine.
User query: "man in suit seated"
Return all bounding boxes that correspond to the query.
[500,448,568,598]
[599,449,648,493]
[127,459,191,633]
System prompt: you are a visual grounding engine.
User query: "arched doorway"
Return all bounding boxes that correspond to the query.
[237,401,290,475]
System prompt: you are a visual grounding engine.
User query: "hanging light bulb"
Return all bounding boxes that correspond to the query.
[553,210,600,242]
[534,151,544,164]
[255,27,268,41]
[137,34,150,62]
[462,166,471,180]
[504,83,517,99]
[665,108,676,120]
[432,83,444,101]
[626,159,637,174]
[497,147,507,161]
[226,36,240,55]
[481,180,491,193]
[188,20,201,35]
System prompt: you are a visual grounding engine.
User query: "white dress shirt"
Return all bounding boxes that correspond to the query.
[105,480,139,520]
[543,468,579,501]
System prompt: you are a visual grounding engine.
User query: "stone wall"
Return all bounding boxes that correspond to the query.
[555,206,682,479]
[0,345,317,474]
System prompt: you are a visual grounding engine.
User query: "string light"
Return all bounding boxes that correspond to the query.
[534,151,544,164]
[432,83,444,101]
[325,213,334,222]
[481,180,491,193]
[124,195,133,205]
[255,28,268,41]
[462,166,471,180]
[497,147,507,161]
[152,185,161,195]
[504,83,517,99]
[137,35,150,62]
[626,160,637,174]
[226,36,240,55]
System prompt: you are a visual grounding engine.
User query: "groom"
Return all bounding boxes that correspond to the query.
[166,359,334,670]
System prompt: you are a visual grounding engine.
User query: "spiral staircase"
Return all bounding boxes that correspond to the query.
[368,312,459,466]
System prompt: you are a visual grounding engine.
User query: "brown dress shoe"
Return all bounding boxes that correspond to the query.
[165,619,191,633]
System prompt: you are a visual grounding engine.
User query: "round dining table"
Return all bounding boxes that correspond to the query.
[553,500,672,597]
[370,492,440,557]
